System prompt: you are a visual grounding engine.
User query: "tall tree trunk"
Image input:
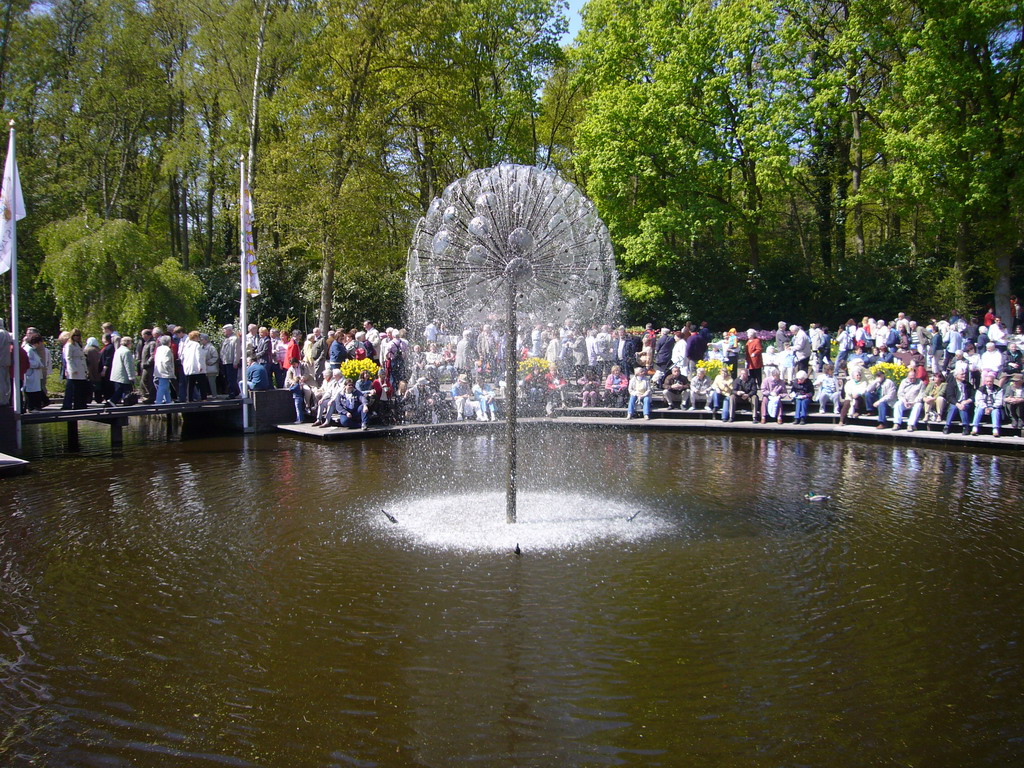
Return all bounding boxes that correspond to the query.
[812,125,833,273]
[204,97,220,267]
[850,102,865,258]
[955,220,968,276]
[180,178,190,270]
[789,193,810,269]
[742,158,760,270]
[318,248,334,333]
[169,174,180,262]
[0,0,15,110]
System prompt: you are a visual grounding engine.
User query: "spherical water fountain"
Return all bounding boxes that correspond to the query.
[406,164,618,525]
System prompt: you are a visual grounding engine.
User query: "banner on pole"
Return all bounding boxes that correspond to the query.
[0,129,25,275]
[241,173,260,296]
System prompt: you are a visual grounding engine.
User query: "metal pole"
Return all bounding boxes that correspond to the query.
[505,279,517,524]
[8,122,20,453]
[239,156,250,431]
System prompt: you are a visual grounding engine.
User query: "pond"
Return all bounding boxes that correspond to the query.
[1,425,1022,766]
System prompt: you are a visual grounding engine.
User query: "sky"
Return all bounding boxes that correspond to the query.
[561,0,587,45]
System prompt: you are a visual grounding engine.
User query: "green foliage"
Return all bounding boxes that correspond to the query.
[5,0,1024,338]
[39,215,203,333]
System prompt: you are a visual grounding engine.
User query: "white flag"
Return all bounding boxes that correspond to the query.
[0,129,25,275]
[241,172,260,296]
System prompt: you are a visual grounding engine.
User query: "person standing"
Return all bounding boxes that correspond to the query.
[84,337,103,403]
[154,336,175,404]
[744,329,764,387]
[140,328,158,403]
[180,330,210,401]
[791,325,811,374]
[220,325,242,398]
[21,332,47,412]
[202,334,219,396]
[109,336,137,404]
[98,333,116,403]
[63,329,89,410]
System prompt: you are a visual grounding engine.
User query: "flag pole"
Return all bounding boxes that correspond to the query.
[239,155,250,431]
[8,121,21,453]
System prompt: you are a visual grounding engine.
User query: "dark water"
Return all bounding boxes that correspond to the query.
[1,424,1023,766]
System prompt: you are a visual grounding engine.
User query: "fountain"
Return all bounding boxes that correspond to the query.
[406,164,618,523]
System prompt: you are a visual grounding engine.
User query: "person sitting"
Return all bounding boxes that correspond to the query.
[865,369,898,429]
[604,365,628,408]
[814,364,842,415]
[710,366,734,421]
[245,356,271,391]
[839,363,869,425]
[451,373,481,421]
[943,369,975,435]
[545,364,569,416]
[1003,373,1024,430]
[732,367,759,420]
[578,370,600,407]
[892,367,926,432]
[661,366,690,409]
[689,368,712,410]
[971,370,1003,436]
[979,342,1004,377]
[791,370,813,424]
[333,378,370,430]
[759,367,786,424]
[920,372,945,423]
[311,369,341,426]
[1002,341,1022,381]
[405,376,443,424]
[473,380,499,421]
[875,342,895,365]
[626,366,652,420]
[522,365,545,407]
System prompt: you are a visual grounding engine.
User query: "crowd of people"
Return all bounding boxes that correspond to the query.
[5,300,1024,437]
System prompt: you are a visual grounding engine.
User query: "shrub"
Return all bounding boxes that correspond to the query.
[697,359,724,378]
[869,362,909,384]
[518,357,551,376]
[339,357,379,381]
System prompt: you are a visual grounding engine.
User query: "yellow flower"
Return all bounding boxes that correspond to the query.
[696,359,723,378]
[869,362,909,384]
[518,357,551,375]
[340,358,380,381]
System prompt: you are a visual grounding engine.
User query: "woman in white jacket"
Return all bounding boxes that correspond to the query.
[109,336,136,404]
[154,336,175,404]
[22,332,47,411]
[179,330,211,402]
[63,329,89,410]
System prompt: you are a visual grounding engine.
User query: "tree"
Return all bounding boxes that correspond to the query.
[39,214,203,331]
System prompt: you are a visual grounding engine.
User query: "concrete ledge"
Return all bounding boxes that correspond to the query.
[277,411,1023,450]
[250,390,296,432]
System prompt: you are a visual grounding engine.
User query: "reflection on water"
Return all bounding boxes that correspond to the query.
[1,429,1022,766]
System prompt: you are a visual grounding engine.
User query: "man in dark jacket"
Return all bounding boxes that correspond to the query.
[653,328,674,381]
[685,331,708,376]
[733,367,760,421]
[943,369,975,434]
